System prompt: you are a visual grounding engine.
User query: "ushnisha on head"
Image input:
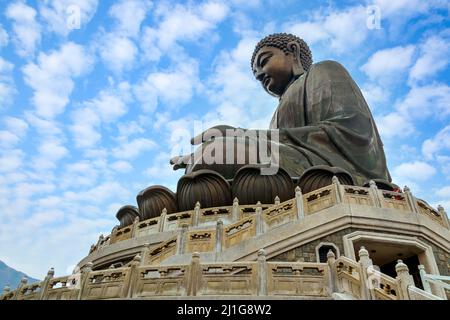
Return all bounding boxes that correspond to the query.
[251,33,312,97]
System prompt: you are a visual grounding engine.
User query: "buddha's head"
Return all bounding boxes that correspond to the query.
[251,33,312,97]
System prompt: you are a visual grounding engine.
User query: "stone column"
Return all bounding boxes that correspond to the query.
[12,276,27,300]
[418,265,432,294]
[159,208,167,232]
[369,180,382,208]
[257,249,267,296]
[215,220,223,256]
[177,224,189,255]
[326,250,338,294]
[437,205,450,229]
[186,252,201,296]
[295,186,305,220]
[395,259,415,300]
[77,262,93,300]
[332,176,343,204]
[403,186,419,213]
[193,201,201,227]
[39,267,55,300]
[131,216,140,238]
[255,201,265,236]
[126,254,142,298]
[274,196,280,206]
[358,246,374,300]
[232,197,240,222]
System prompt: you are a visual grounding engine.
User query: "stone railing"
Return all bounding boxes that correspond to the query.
[3,247,444,300]
[89,180,449,255]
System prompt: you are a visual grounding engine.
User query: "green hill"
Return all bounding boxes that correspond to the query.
[0,260,40,291]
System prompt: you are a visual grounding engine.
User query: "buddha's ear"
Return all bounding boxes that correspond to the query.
[287,41,305,76]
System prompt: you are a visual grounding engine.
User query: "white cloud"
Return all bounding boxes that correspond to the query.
[285,6,369,54]
[63,181,130,204]
[109,0,151,37]
[422,125,450,160]
[436,186,450,199]
[70,107,101,149]
[5,1,41,57]
[409,35,450,85]
[0,57,16,108]
[396,83,450,119]
[112,138,157,160]
[361,45,415,82]
[376,112,414,139]
[393,161,436,183]
[0,149,24,173]
[22,42,94,118]
[134,58,199,112]
[0,116,28,148]
[140,1,228,61]
[361,84,389,108]
[110,160,133,173]
[32,139,69,171]
[59,161,99,189]
[98,34,137,72]
[0,24,9,47]
[39,0,99,36]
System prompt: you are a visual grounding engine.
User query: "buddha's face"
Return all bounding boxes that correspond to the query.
[252,46,295,97]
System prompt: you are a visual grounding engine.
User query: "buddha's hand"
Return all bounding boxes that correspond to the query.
[170,125,236,171]
[190,125,236,145]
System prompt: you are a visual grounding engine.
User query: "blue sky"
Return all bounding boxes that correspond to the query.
[0,0,449,280]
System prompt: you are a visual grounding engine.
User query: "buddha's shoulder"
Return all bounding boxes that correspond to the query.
[308,60,351,80]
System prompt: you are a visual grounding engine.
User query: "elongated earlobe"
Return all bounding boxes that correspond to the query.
[287,41,305,77]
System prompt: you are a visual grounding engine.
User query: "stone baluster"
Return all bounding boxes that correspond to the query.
[159,208,167,232]
[358,246,374,300]
[295,186,305,220]
[140,243,150,266]
[395,259,415,300]
[403,186,419,213]
[326,250,339,294]
[257,249,268,296]
[369,180,382,208]
[215,220,223,255]
[437,205,450,229]
[232,197,240,222]
[125,254,141,298]
[77,262,93,300]
[39,267,55,300]
[274,196,280,205]
[177,224,189,255]
[12,276,28,300]
[131,216,140,238]
[332,176,344,204]
[186,252,201,296]
[193,201,201,227]
[418,265,432,294]
[256,201,265,236]
[96,234,104,248]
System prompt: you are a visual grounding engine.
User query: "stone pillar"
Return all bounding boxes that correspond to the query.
[437,205,450,229]
[295,186,305,220]
[96,234,104,248]
[395,259,415,300]
[159,208,167,232]
[326,250,338,295]
[418,265,432,294]
[232,197,240,222]
[257,249,267,296]
[193,201,201,227]
[186,252,201,296]
[255,201,265,236]
[403,186,419,213]
[39,267,55,300]
[131,216,140,238]
[332,176,343,204]
[140,243,150,266]
[12,276,28,300]
[274,196,280,206]
[126,254,141,298]
[358,246,374,300]
[177,224,189,255]
[215,220,223,255]
[77,262,93,300]
[369,180,382,208]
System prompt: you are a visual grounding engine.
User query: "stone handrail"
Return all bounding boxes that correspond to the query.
[86,182,448,257]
